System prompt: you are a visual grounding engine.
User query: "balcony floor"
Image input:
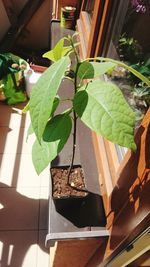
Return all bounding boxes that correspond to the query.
[0,102,49,267]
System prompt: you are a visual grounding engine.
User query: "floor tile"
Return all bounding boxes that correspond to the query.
[0,187,39,230]
[0,126,34,154]
[0,102,50,266]
[0,230,38,267]
[0,126,24,154]
[0,153,17,187]
[0,103,30,129]
[0,154,41,188]
[40,168,50,187]
[39,187,49,230]
[37,231,49,267]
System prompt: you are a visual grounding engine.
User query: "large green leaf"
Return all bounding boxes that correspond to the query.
[73,80,136,150]
[23,96,59,115]
[43,38,64,62]
[77,62,116,80]
[51,95,60,116]
[26,123,34,142]
[32,112,72,174]
[43,38,72,62]
[29,56,70,141]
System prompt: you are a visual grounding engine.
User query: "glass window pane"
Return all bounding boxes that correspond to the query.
[85,0,95,19]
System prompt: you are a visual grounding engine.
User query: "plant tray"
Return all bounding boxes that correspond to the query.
[46,116,108,245]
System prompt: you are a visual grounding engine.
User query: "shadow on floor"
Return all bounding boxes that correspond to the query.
[0,182,48,267]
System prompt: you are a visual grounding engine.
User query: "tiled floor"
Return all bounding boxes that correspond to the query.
[0,102,50,267]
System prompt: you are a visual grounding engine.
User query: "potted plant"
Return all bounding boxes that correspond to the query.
[113,33,150,116]
[23,34,150,239]
[0,53,28,105]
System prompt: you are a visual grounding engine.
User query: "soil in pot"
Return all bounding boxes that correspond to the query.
[50,165,106,227]
[51,165,88,198]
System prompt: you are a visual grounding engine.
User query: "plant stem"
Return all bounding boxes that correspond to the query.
[67,110,77,185]
[68,35,80,64]
[67,110,88,193]
[67,36,80,186]
[67,36,88,193]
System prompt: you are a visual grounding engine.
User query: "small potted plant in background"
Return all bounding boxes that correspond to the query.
[0,53,28,105]
[115,33,150,116]
[23,34,150,228]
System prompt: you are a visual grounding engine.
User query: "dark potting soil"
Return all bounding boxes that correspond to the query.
[51,166,88,198]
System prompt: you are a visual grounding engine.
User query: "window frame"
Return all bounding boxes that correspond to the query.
[77,0,132,216]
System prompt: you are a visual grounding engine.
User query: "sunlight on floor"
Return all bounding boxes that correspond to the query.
[0,103,50,267]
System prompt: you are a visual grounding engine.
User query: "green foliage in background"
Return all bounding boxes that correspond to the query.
[0,53,27,104]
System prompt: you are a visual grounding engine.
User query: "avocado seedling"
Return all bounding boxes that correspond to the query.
[24,34,150,199]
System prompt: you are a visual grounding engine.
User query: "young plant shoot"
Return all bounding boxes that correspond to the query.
[24,34,150,175]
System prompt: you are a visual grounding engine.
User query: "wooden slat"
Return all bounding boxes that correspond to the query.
[92,132,113,216]
[94,0,112,56]
[76,19,87,59]
[80,11,91,43]
[103,140,120,186]
[87,0,105,57]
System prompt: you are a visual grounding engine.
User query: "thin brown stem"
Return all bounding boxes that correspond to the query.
[67,36,79,186]
[66,36,88,192]
[67,112,88,193]
[67,110,77,185]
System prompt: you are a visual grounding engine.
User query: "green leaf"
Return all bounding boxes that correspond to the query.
[43,38,73,62]
[61,46,73,57]
[29,56,70,142]
[43,38,64,61]
[32,139,51,175]
[42,50,56,62]
[26,123,34,142]
[7,91,26,105]
[51,95,60,116]
[2,74,26,104]
[32,112,72,174]
[23,96,59,115]
[2,75,14,98]
[0,53,27,79]
[73,80,136,150]
[77,62,116,80]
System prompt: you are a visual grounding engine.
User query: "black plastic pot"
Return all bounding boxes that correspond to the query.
[50,165,106,228]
